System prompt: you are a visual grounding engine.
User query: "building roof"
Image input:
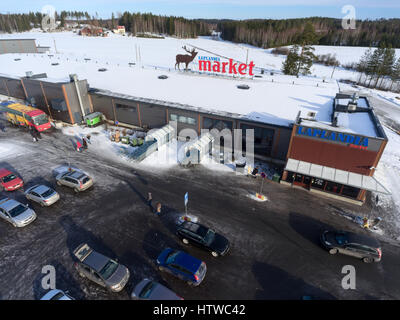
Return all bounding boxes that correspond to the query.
[0,52,383,137]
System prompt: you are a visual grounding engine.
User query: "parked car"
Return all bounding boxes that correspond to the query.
[176,221,230,257]
[131,279,183,300]
[320,230,382,263]
[56,170,93,193]
[25,184,60,207]
[0,168,23,191]
[40,289,74,300]
[156,248,207,286]
[0,197,37,227]
[73,243,130,292]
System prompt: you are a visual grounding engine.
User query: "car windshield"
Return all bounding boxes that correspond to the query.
[204,229,215,245]
[165,251,179,265]
[335,233,348,245]
[41,189,54,198]
[99,260,119,280]
[32,114,49,126]
[139,281,156,299]
[50,292,65,300]
[3,174,17,183]
[8,204,27,217]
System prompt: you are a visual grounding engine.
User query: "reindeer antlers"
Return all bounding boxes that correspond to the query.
[182,45,195,54]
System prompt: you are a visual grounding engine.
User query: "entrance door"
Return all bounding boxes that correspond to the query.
[293,174,312,189]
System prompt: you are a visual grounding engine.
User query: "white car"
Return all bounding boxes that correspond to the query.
[0,197,37,227]
[25,184,60,207]
[40,289,74,300]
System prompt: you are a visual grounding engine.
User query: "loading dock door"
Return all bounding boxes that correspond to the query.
[115,103,140,126]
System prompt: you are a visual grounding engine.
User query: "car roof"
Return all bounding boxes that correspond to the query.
[0,198,20,210]
[181,221,208,237]
[174,251,202,274]
[73,244,110,272]
[83,251,110,272]
[346,232,380,248]
[149,282,179,299]
[69,170,86,178]
[335,231,380,248]
[0,168,12,177]
[31,185,50,194]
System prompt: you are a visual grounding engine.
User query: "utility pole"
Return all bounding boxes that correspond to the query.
[53,38,58,54]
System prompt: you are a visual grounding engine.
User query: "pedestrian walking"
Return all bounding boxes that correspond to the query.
[33,126,41,140]
[82,138,88,150]
[155,202,162,216]
[86,134,91,143]
[147,192,154,213]
[30,126,38,142]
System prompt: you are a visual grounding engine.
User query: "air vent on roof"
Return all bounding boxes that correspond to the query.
[347,102,357,111]
[14,58,21,61]
[98,68,107,72]
[307,112,316,120]
[25,71,33,78]
[158,75,168,79]
[237,84,250,90]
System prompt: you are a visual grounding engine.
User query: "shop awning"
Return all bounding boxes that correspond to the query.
[285,158,391,195]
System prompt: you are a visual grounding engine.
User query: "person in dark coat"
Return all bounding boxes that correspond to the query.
[30,126,38,142]
[82,138,88,150]
[33,126,41,140]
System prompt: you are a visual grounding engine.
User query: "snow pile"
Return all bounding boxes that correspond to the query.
[373,127,400,223]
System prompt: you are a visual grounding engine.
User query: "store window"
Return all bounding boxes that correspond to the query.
[203,117,233,130]
[170,113,196,125]
[341,186,360,199]
[311,178,325,190]
[241,124,275,156]
[325,182,342,194]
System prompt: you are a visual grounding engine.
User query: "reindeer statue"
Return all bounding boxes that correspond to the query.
[175,46,198,71]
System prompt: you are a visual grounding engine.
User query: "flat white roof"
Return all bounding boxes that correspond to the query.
[0,53,338,128]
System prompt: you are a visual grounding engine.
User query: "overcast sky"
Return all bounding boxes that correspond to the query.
[2,0,400,19]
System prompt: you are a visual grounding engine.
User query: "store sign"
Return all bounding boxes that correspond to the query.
[297,125,368,149]
[198,56,255,76]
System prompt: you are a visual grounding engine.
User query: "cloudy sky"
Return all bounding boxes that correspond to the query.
[2,0,400,19]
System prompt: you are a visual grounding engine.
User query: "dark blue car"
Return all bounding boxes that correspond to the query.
[156,248,207,286]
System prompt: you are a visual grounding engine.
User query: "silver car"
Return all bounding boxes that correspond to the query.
[131,279,183,300]
[25,184,60,207]
[40,289,74,300]
[56,170,93,193]
[0,197,37,227]
[73,243,130,292]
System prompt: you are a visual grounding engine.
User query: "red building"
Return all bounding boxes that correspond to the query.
[281,92,390,205]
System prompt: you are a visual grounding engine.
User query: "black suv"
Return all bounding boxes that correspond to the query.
[176,221,230,257]
[320,230,382,263]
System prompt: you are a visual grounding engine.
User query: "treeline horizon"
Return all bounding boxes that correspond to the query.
[0,12,399,48]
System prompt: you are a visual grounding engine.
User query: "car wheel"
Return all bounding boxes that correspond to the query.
[187,281,193,286]
[56,181,61,186]
[79,272,85,278]
[329,248,338,255]
[74,188,79,193]
[158,266,165,272]
[363,257,373,263]
[211,251,219,257]
[182,238,189,245]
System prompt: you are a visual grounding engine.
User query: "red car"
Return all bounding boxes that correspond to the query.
[0,168,24,191]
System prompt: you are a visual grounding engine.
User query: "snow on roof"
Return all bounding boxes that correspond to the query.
[336,112,378,137]
[0,53,340,128]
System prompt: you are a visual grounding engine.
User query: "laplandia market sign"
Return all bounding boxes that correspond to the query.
[296,125,369,149]
[198,56,256,76]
